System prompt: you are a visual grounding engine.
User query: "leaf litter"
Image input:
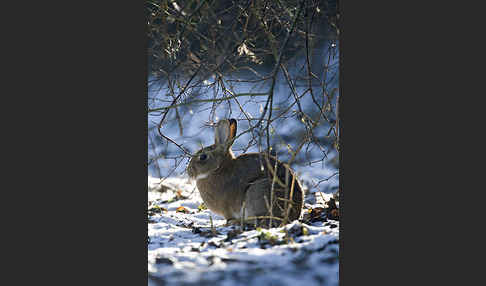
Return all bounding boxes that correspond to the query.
[148,176,339,286]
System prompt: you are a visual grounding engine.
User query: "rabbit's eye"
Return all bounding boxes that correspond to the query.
[199,154,207,161]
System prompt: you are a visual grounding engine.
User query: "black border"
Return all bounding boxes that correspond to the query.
[337,1,474,284]
[6,1,148,285]
[338,0,344,284]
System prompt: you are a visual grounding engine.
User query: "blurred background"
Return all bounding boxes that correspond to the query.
[147,0,340,193]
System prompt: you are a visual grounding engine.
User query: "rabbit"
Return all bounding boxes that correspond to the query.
[187,118,304,228]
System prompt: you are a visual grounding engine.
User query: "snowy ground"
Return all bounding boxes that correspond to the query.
[148,176,340,286]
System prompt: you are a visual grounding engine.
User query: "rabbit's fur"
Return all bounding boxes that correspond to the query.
[187,119,304,227]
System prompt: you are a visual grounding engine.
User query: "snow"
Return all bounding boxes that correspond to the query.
[147,41,340,285]
[148,176,339,286]
[147,42,340,194]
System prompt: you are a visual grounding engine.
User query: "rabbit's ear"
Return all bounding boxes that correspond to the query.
[214,118,237,148]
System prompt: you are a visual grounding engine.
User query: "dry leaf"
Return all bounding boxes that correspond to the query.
[176,206,190,214]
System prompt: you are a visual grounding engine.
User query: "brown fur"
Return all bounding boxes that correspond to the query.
[187,119,304,227]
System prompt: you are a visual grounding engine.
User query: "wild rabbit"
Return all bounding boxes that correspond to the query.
[187,118,304,227]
